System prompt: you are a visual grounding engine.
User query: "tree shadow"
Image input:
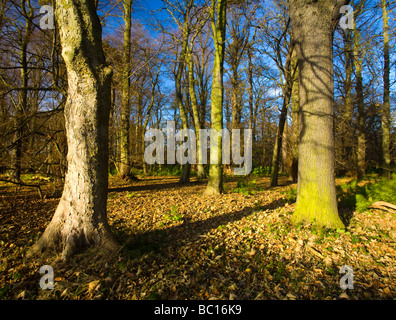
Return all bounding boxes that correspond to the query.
[115,197,287,260]
[109,179,208,193]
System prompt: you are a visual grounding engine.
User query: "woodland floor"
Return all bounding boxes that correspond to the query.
[0,174,395,300]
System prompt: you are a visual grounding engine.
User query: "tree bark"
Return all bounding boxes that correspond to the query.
[382,0,391,178]
[353,18,366,180]
[270,42,294,187]
[205,0,226,195]
[289,49,299,183]
[341,28,354,175]
[187,45,205,180]
[175,4,192,185]
[289,0,347,229]
[10,0,33,182]
[119,0,133,179]
[31,0,117,260]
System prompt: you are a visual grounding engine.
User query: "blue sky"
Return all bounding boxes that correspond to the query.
[101,0,168,37]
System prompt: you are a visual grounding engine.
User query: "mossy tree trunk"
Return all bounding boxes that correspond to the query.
[31,0,118,260]
[205,0,226,195]
[289,0,347,229]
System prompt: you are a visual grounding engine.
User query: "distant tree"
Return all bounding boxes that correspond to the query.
[119,0,134,180]
[353,10,366,180]
[381,0,391,177]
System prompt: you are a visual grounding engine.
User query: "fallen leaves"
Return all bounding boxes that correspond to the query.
[0,176,395,300]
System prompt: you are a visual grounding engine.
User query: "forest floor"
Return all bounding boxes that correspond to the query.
[0,174,395,300]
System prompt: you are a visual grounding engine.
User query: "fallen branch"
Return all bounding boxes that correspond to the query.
[0,179,43,199]
[369,201,396,213]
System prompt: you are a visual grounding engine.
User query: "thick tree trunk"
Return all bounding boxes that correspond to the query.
[289,0,346,229]
[31,0,117,260]
[205,0,226,195]
[382,0,391,178]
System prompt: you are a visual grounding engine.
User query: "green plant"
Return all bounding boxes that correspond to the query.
[164,205,183,222]
[252,166,271,176]
[283,187,297,203]
[337,175,396,212]
[355,174,396,212]
[154,165,182,176]
[234,179,262,195]
[0,285,11,299]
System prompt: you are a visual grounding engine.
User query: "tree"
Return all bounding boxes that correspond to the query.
[161,0,195,184]
[31,0,118,259]
[226,3,250,132]
[266,11,296,187]
[353,12,366,180]
[381,0,391,177]
[288,48,299,183]
[185,7,209,180]
[119,0,134,180]
[8,0,34,182]
[204,0,226,195]
[288,0,348,229]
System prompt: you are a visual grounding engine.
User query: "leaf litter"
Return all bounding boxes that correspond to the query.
[0,176,395,300]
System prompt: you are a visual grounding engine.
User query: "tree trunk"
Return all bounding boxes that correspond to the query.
[31,0,117,260]
[119,0,133,179]
[382,0,391,178]
[231,67,241,131]
[289,49,299,183]
[141,68,159,176]
[10,0,33,182]
[289,0,346,229]
[187,45,205,180]
[176,8,191,185]
[205,0,226,195]
[341,28,353,175]
[270,43,294,187]
[247,44,255,137]
[353,19,366,180]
